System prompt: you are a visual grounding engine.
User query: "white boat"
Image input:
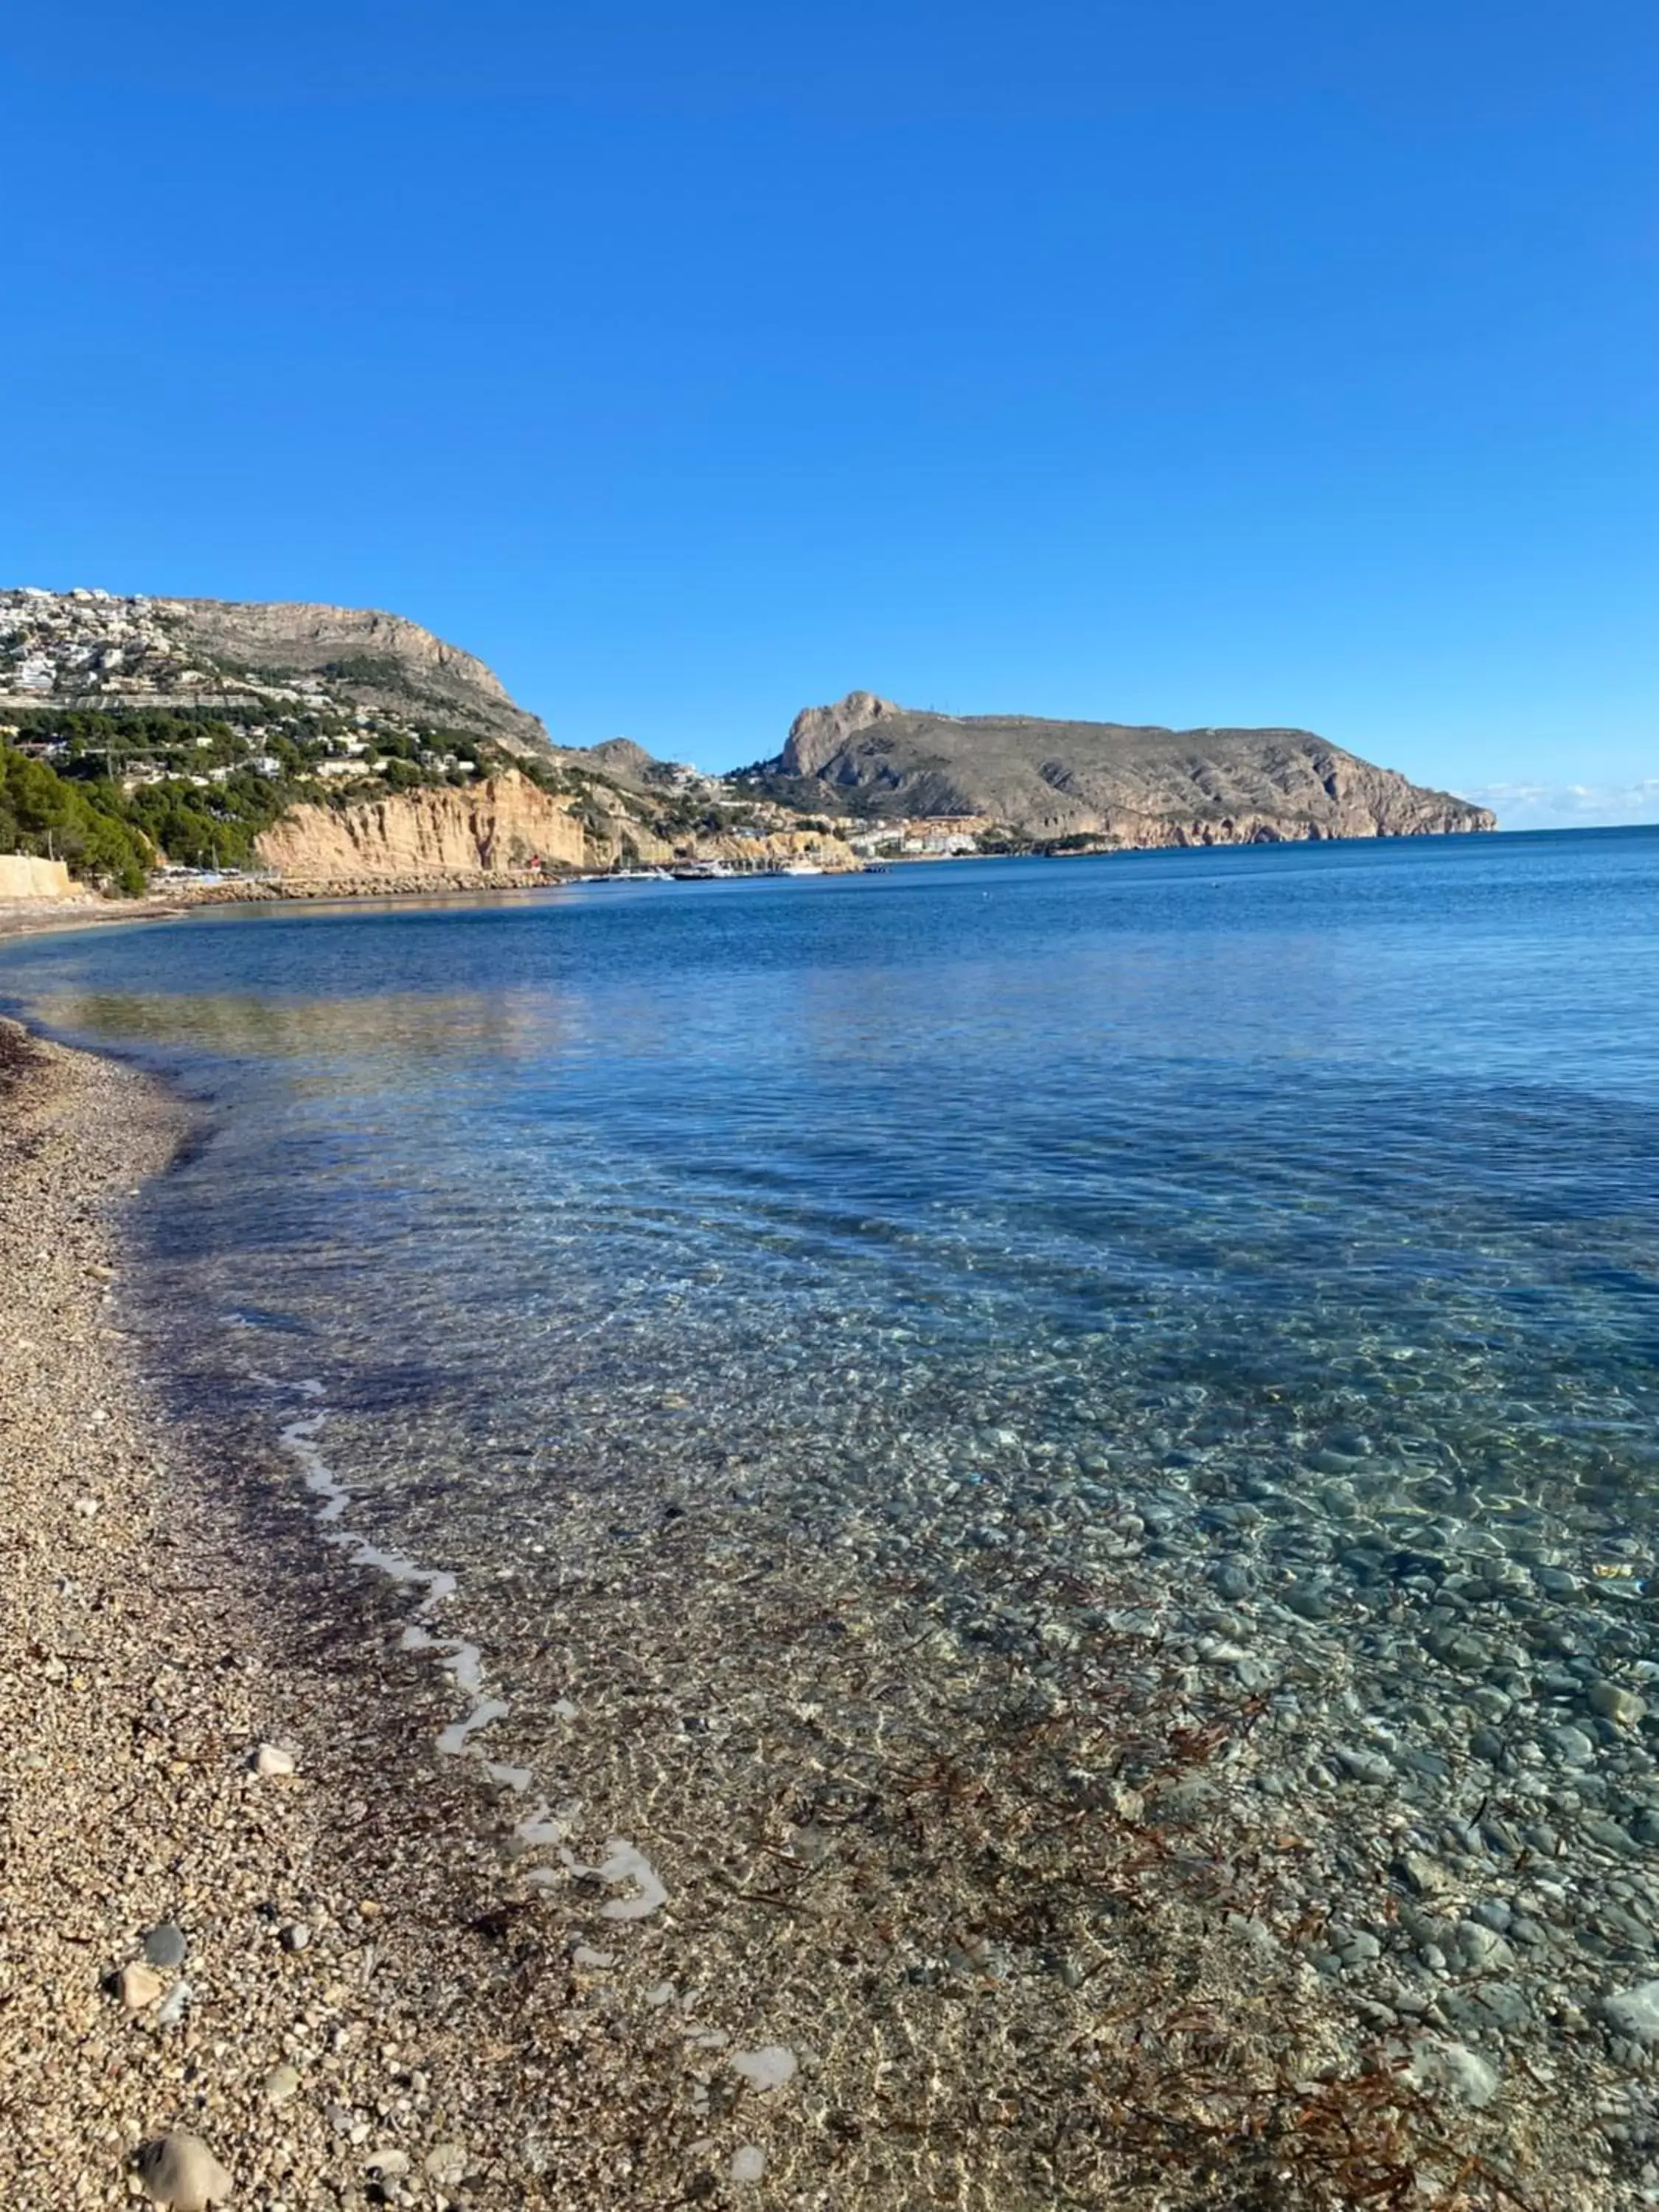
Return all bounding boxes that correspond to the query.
[775,859,824,875]
[669,860,733,880]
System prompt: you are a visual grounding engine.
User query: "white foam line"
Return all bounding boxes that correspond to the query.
[273,1401,514,1779]
[264,1382,676,1932]
[560,1837,670,1921]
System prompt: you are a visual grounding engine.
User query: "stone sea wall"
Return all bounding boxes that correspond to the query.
[0,855,73,899]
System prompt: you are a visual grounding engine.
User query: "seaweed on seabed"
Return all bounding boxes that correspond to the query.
[804,1585,1554,2212]
[1029,2050,1545,2210]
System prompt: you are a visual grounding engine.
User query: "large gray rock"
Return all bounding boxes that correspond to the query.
[1601,1982,1659,2045]
[133,2132,232,2208]
[1405,2037,1500,2109]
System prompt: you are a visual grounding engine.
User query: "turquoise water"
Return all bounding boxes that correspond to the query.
[7,837,1656,1526]
[7,833,1659,2198]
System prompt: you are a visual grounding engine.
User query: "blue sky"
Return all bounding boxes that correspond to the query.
[3,3,1655,824]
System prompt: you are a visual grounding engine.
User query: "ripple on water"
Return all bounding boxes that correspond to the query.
[4,840,1659,2202]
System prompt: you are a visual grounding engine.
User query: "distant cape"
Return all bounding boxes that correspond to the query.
[740,692,1495,844]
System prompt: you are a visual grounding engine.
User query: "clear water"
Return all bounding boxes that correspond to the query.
[7,835,1659,2199]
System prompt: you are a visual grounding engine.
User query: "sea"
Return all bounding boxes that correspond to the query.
[5,830,1659,2199]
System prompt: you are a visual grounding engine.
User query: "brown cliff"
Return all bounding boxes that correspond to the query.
[254,775,860,883]
[254,771,602,879]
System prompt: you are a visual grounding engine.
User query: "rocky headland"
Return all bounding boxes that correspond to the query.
[742,692,1497,845]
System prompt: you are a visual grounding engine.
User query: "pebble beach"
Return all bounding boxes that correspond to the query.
[6,845,1659,2210]
[0,1018,669,2208]
[0,1014,1639,2212]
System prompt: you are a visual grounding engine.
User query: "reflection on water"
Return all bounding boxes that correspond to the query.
[29,984,579,1066]
[5,838,1659,2204]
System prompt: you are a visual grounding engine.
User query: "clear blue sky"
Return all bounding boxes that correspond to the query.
[4,3,1655,824]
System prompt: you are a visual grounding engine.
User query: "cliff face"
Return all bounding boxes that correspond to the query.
[783,692,905,779]
[251,776,860,880]
[168,599,552,756]
[698,829,859,869]
[254,771,599,879]
[765,694,1495,841]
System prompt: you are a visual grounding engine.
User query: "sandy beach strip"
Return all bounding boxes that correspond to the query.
[0,1020,670,2208]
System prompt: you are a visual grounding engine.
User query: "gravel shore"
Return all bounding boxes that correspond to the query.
[0,1008,1642,2211]
[0,1022,664,2209]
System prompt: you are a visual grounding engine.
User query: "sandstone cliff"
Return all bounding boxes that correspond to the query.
[254,771,599,879]
[251,775,860,882]
[757,693,1495,842]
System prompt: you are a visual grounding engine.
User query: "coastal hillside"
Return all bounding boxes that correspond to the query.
[0,587,846,890]
[165,598,553,756]
[1,589,1495,892]
[0,586,553,757]
[737,691,1496,844]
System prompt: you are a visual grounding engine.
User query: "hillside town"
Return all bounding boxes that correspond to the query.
[0,588,999,872]
[0,589,1005,901]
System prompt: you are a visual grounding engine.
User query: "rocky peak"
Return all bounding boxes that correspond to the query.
[782,691,904,779]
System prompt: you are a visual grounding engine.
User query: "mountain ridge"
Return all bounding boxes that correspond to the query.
[167,597,554,756]
[742,691,1496,844]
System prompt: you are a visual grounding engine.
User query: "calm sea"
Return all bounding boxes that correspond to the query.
[6,831,1659,2197]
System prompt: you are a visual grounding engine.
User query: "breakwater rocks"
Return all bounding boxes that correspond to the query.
[184,868,563,904]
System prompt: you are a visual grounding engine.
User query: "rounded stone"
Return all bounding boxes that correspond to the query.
[142,1923,187,1969]
[1589,1681,1647,1729]
[264,2062,302,2104]
[133,2132,233,2209]
[1601,1980,1659,2045]
[1405,2037,1500,2109]
[423,2143,469,2188]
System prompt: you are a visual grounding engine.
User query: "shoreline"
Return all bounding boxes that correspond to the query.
[0,877,579,945]
[0,1005,1638,2210]
[0,1020,671,2208]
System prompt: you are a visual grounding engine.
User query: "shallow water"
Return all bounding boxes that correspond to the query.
[7,837,1659,2201]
